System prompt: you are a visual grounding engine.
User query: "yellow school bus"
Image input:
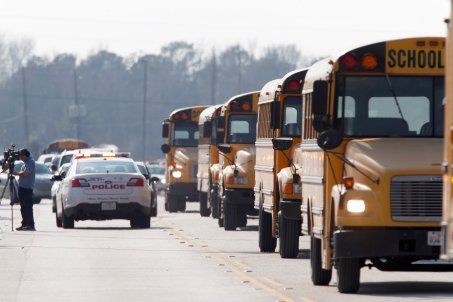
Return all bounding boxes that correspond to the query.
[254,69,307,258]
[161,105,208,212]
[217,92,259,230]
[299,37,449,293]
[197,105,223,217]
[442,3,453,259]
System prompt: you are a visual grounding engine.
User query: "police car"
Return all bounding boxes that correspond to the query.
[55,152,152,229]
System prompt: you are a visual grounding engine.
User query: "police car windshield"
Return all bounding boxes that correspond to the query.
[76,161,137,174]
[334,76,444,137]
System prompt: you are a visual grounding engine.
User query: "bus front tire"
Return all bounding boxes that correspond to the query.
[310,236,332,285]
[237,210,247,228]
[199,192,211,217]
[167,194,179,213]
[336,257,361,293]
[258,207,276,252]
[210,188,220,219]
[223,202,237,231]
[278,213,299,258]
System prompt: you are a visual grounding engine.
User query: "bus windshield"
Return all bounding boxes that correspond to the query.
[227,114,257,144]
[282,96,302,137]
[334,76,444,137]
[170,122,199,147]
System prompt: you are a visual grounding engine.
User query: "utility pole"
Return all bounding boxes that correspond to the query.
[21,67,30,147]
[237,46,242,94]
[73,69,80,140]
[211,49,217,105]
[142,59,148,161]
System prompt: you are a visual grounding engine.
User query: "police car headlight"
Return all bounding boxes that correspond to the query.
[172,171,182,178]
[346,199,366,214]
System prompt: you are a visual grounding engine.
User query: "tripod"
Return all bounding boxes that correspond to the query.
[0,173,18,232]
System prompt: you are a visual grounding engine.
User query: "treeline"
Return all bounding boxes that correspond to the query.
[0,40,314,160]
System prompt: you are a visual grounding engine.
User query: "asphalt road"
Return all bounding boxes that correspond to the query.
[1,196,453,302]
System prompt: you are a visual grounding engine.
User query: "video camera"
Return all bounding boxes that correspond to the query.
[2,144,19,174]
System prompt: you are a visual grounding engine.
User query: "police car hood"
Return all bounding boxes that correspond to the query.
[345,138,442,178]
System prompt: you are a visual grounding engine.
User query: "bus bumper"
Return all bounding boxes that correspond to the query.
[334,228,441,259]
[168,183,198,201]
[224,188,254,206]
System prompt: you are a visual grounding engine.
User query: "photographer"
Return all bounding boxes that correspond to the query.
[13,149,36,231]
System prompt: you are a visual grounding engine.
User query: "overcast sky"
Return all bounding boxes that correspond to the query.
[0,0,449,58]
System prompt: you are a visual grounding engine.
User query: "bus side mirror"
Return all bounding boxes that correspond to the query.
[161,144,170,154]
[317,129,343,150]
[217,116,225,129]
[162,123,169,138]
[215,131,224,144]
[217,144,232,154]
[272,138,293,151]
[203,121,212,137]
[312,80,329,132]
[270,101,280,129]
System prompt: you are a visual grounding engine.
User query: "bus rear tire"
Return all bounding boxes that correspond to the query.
[336,257,361,293]
[278,212,299,258]
[310,236,332,285]
[199,192,211,217]
[258,206,276,252]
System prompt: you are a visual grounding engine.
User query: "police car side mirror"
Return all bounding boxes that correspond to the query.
[51,175,63,181]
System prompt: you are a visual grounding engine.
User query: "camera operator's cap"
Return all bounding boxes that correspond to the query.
[19,148,30,157]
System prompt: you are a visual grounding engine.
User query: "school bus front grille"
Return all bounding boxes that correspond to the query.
[391,175,442,222]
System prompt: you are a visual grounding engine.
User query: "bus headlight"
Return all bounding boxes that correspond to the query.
[172,171,182,178]
[346,199,366,214]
